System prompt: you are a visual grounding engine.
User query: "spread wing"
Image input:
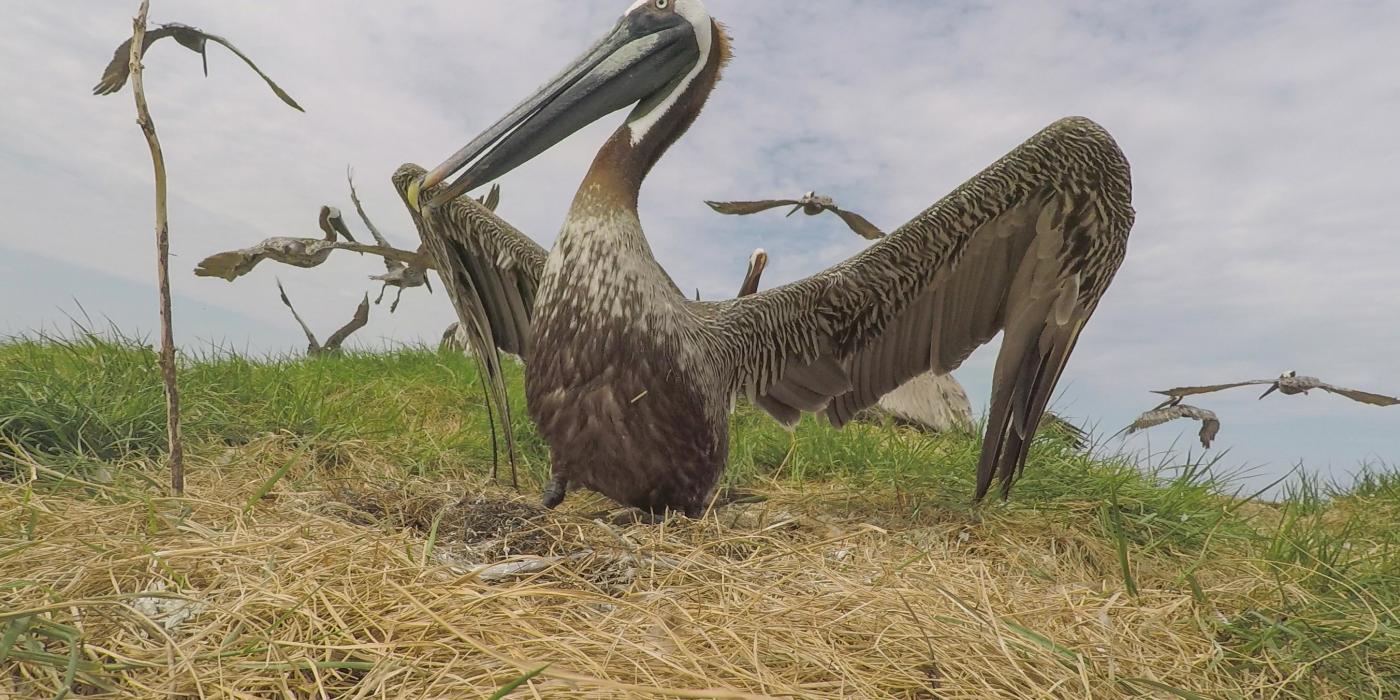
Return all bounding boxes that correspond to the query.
[93,24,302,111]
[276,279,320,351]
[395,164,546,479]
[829,207,886,240]
[198,32,304,111]
[1315,382,1400,406]
[93,26,182,96]
[195,247,264,281]
[396,165,545,358]
[323,294,371,352]
[714,118,1135,500]
[706,200,802,216]
[1152,380,1273,402]
[480,183,502,212]
[1126,404,1220,448]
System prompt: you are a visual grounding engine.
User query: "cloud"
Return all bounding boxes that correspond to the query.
[2,0,1397,488]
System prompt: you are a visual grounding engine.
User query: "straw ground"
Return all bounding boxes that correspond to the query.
[2,334,1397,698]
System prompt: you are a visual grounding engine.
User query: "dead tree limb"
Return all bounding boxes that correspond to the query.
[276,279,370,356]
[128,0,184,495]
[348,168,433,312]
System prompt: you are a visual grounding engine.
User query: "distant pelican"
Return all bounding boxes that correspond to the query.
[707,192,885,240]
[1154,371,1399,407]
[1126,404,1220,449]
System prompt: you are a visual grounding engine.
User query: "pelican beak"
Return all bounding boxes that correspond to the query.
[411,10,701,211]
[1259,383,1279,400]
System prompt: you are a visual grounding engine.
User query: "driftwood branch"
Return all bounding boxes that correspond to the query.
[100,2,301,494]
[128,0,184,495]
[195,171,443,313]
[276,279,370,356]
[348,168,433,312]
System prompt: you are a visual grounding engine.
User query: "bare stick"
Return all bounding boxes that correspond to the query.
[129,0,184,495]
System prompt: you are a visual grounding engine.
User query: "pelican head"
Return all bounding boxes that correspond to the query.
[738,248,768,298]
[411,0,716,210]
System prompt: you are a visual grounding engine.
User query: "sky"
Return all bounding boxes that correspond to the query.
[2,1,1397,491]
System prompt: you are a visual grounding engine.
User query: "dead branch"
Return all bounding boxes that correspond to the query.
[101,2,302,494]
[128,0,184,495]
[276,279,370,357]
[347,168,433,312]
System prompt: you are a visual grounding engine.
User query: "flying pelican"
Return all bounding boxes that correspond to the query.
[93,22,303,111]
[707,192,885,240]
[275,280,369,357]
[1154,371,1400,407]
[1125,404,1221,449]
[404,0,1135,514]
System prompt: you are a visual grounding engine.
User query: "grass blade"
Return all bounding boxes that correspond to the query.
[244,449,301,513]
[488,665,549,699]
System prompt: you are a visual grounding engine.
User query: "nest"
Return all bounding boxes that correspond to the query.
[0,443,1339,698]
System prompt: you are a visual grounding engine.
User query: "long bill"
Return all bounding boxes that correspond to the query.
[409,12,701,211]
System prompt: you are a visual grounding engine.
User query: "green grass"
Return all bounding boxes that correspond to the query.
[2,332,1398,697]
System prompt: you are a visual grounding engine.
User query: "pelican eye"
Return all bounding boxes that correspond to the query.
[655,0,669,8]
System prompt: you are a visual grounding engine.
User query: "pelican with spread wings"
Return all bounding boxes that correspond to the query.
[1126,404,1221,448]
[401,0,1135,514]
[1154,371,1400,408]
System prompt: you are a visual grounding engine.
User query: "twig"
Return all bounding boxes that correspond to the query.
[129,0,184,495]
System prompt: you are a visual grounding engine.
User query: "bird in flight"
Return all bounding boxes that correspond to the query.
[1125,404,1221,448]
[1154,371,1399,408]
[706,191,885,240]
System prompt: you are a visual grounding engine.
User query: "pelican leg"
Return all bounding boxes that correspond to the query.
[542,473,568,509]
[390,287,404,313]
[374,282,388,305]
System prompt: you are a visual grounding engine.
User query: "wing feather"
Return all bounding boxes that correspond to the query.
[830,207,886,240]
[323,295,371,351]
[393,164,543,482]
[275,279,320,351]
[1152,380,1273,400]
[718,117,1135,500]
[706,200,801,216]
[1317,384,1400,406]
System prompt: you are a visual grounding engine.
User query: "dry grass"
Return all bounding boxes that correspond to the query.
[1,439,1370,699]
[2,340,1395,698]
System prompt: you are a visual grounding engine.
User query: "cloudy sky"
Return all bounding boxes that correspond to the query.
[2,1,1397,490]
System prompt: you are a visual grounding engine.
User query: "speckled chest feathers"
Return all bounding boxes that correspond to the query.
[526,193,726,516]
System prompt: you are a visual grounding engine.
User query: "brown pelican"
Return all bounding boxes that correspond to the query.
[93,22,302,111]
[319,206,357,243]
[707,192,885,240]
[405,0,1135,513]
[736,248,768,297]
[1154,371,1400,407]
[275,280,369,357]
[1125,404,1220,449]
